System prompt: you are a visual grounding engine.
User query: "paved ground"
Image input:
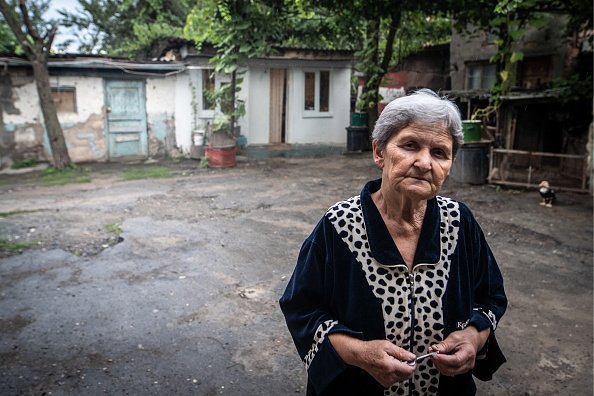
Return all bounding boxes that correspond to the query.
[0,153,592,395]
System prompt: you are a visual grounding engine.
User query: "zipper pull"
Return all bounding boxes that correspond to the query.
[408,272,415,289]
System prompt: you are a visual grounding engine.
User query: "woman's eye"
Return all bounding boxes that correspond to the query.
[432,149,448,158]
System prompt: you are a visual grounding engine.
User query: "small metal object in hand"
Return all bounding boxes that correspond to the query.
[407,351,438,365]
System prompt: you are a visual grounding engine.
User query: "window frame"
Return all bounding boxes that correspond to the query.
[465,62,496,90]
[302,69,333,118]
[197,68,216,119]
[51,86,77,113]
[201,68,216,111]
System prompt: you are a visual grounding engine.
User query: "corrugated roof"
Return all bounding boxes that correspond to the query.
[0,56,186,77]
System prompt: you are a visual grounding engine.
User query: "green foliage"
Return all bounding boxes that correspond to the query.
[549,74,594,105]
[0,0,55,53]
[11,158,39,169]
[279,1,363,50]
[41,166,91,186]
[185,0,285,135]
[462,1,571,120]
[206,82,246,130]
[390,12,451,64]
[0,239,37,254]
[0,209,38,218]
[295,1,452,117]
[122,166,170,180]
[465,0,592,122]
[0,17,20,53]
[185,0,284,71]
[105,223,122,237]
[58,0,191,56]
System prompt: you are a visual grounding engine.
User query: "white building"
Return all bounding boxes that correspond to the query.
[0,48,353,167]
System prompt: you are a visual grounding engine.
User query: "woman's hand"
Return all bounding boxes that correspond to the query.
[329,333,416,387]
[429,326,490,376]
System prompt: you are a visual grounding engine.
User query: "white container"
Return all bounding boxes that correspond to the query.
[192,130,205,146]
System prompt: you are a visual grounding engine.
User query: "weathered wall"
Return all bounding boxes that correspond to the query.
[1,71,107,167]
[1,68,184,166]
[146,77,178,157]
[52,76,107,162]
[1,69,47,167]
[450,15,569,90]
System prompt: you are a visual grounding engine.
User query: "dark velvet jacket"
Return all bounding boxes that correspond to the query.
[279,179,507,396]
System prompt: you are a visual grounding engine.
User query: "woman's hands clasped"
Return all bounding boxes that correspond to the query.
[329,334,416,387]
[329,326,491,387]
[429,326,491,376]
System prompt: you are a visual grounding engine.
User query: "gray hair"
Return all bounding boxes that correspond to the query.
[372,88,464,156]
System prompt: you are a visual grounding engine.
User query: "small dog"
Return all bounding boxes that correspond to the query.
[539,181,555,207]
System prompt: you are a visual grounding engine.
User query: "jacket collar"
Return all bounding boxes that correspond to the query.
[360,179,441,267]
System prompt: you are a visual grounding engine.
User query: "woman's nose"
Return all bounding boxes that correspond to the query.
[414,149,432,170]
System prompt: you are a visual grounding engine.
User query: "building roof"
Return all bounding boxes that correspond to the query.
[0,55,186,77]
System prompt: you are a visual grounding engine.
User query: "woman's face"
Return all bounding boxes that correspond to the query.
[373,123,454,201]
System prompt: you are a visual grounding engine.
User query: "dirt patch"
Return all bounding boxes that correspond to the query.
[0,155,591,395]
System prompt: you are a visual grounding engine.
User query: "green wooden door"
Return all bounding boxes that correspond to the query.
[105,80,148,159]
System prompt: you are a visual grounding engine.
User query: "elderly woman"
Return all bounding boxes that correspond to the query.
[279,89,507,396]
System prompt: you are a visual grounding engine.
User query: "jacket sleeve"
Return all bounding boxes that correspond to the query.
[279,217,363,394]
[461,204,508,381]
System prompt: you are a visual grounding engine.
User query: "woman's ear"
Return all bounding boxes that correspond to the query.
[372,141,384,169]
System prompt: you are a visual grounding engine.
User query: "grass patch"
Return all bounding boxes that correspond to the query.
[0,239,37,254]
[11,158,40,169]
[0,209,39,218]
[42,166,91,186]
[105,223,122,237]
[122,166,170,181]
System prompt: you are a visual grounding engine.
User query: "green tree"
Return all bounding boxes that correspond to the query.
[185,0,286,135]
[0,0,71,169]
[0,16,20,53]
[298,0,451,129]
[451,0,593,120]
[58,0,191,56]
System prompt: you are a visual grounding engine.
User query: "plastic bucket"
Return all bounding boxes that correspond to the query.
[192,131,205,146]
[462,120,482,142]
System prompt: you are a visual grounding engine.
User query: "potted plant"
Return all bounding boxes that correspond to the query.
[184,0,276,167]
[351,97,368,127]
[204,81,245,168]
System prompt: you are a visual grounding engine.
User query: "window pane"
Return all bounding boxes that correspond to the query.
[466,65,481,90]
[319,71,329,112]
[483,64,497,89]
[51,87,76,112]
[521,56,552,90]
[304,72,315,110]
[202,69,215,110]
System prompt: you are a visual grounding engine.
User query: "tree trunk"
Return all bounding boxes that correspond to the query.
[30,54,71,169]
[360,6,401,136]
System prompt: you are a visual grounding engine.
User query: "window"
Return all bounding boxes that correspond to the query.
[466,63,496,90]
[202,69,215,110]
[304,70,330,113]
[519,56,552,90]
[51,86,76,113]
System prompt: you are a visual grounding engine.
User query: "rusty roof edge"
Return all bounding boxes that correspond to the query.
[0,56,186,71]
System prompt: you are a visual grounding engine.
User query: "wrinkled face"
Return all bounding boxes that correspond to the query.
[373,123,454,201]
